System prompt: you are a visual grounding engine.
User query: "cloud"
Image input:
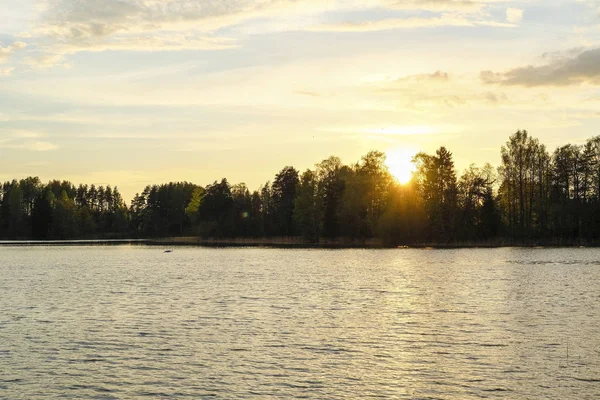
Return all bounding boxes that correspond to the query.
[382,0,500,12]
[482,47,600,86]
[12,130,44,139]
[0,41,27,63]
[62,34,236,53]
[31,0,330,40]
[404,92,507,109]
[21,0,269,65]
[295,90,321,97]
[0,138,58,152]
[309,13,515,32]
[24,53,67,69]
[0,67,15,76]
[480,70,503,84]
[482,91,508,104]
[22,140,59,151]
[365,70,509,112]
[506,7,523,23]
[0,130,58,152]
[311,15,472,31]
[22,0,517,66]
[398,70,451,83]
[24,34,236,68]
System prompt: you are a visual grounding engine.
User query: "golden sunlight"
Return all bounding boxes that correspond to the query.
[386,148,417,184]
[363,126,435,136]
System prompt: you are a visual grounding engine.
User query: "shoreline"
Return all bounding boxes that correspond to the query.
[0,237,597,248]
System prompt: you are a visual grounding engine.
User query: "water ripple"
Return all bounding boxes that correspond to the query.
[1,246,600,398]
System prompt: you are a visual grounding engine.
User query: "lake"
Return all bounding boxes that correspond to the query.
[1,246,599,399]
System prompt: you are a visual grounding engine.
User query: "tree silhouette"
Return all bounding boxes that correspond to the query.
[414,147,458,241]
[272,166,299,236]
[4,131,600,245]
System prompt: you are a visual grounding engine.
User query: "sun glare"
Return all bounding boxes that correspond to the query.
[364,126,435,136]
[386,148,417,184]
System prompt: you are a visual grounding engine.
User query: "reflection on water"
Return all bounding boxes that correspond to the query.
[1,247,599,398]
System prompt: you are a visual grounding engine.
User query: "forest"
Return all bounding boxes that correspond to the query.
[2,130,600,245]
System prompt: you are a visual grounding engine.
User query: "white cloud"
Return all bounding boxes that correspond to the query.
[381,0,501,12]
[0,41,27,63]
[24,53,66,69]
[506,7,523,23]
[23,140,59,151]
[0,130,58,152]
[58,34,237,53]
[364,71,510,112]
[402,71,451,82]
[0,67,15,76]
[12,130,44,139]
[309,12,517,32]
[0,137,59,152]
[310,14,473,31]
[23,33,236,69]
[22,0,516,66]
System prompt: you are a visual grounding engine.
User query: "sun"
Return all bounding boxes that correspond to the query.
[386,148,417,184]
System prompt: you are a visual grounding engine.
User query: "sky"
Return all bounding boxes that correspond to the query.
[1,0,600,200]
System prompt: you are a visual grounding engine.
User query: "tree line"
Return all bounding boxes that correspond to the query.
[2,130,600,244]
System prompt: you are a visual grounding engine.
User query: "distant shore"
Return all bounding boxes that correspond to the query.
[0,237,381,248]
[0,237,598,248]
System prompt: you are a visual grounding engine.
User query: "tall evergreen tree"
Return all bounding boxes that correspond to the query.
[271,166,299,236]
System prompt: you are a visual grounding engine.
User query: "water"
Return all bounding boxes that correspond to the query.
[1,246,600,399]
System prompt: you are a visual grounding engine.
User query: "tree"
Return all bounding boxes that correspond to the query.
[499,130,549,238]
[31,191,53,239]
[7,132,600,244]
[20,177,42,218]
[197,179,234,237]
[185,187,204,226]
[2,181,24,238]
[377,180,426,245]
[260,182,274,236]
[458,163,498,239]
[271,166,299,236]
[413,147,458,241]
[129,192,147,237]
[357,150,392,233]
[231,183,252,237]
[293,169,322,242]
[316,156,345,239]
[52,190,77,239]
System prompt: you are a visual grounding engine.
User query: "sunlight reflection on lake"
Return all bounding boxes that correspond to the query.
[1,246,599,398]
